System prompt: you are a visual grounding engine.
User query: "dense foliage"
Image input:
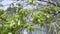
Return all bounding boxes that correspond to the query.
[0,0,60,34]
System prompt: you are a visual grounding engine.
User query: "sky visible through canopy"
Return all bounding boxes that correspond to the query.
[0,0,14,9]
[0,0,58,34]
[0,0,48,10]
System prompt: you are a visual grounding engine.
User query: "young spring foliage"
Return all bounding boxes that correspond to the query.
[0,0,60,34]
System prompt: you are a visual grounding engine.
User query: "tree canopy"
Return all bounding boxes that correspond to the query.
[0,0,60,34]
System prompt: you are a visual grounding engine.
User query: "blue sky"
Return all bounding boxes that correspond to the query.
[0,0,14,9]
[1,0,12,5]
[0,0,37,10]
[0,0,57,10]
